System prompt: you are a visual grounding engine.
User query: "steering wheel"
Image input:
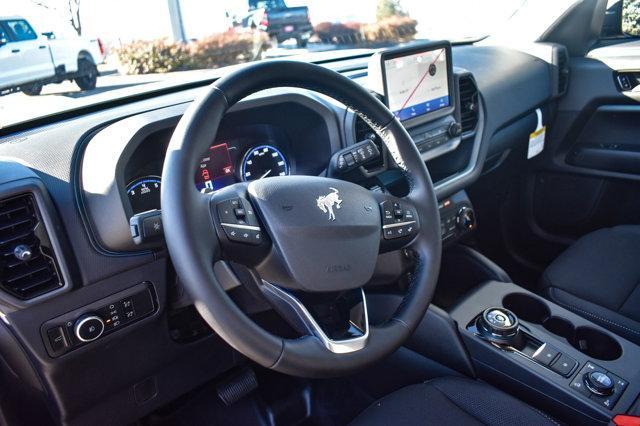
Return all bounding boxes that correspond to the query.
[161,61,442,377]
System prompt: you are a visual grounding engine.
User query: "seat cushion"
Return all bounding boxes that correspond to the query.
[350,377,559,426]
[541,225,640,345]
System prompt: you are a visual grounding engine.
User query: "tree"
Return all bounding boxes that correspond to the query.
[31,0,82,36]
[67,0,81,36]
[376,0,408,22]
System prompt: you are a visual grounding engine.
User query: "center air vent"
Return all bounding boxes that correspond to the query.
[458,75,479,133]
[354,116,385,170]
[0,194,63,300]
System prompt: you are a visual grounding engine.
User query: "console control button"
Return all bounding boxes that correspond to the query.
[532,343,559,366]
[608,373,628,393]
[549,353,577,377]
[47,326,68,353]
[74,315,105,343]
[570,374,593,397]
[585,371,615,396]
[590,392,620,410]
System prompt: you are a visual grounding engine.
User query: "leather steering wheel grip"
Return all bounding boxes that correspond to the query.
[161,60,442,377]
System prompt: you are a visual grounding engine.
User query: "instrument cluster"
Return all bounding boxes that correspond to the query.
[125,131,292,216]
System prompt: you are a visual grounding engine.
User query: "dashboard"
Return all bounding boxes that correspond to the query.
[0,40,564,426]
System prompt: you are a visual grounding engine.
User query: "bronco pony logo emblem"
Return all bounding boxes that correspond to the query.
[316,187,342,221]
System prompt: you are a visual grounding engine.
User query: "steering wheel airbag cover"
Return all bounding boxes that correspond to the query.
[249,176,380,292]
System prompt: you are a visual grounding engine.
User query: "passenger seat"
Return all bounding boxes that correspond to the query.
[540,226,640,345]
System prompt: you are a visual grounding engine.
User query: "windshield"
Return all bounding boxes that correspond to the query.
[0,0,578,129]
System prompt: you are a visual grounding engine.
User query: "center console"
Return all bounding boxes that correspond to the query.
[449,281,640,424]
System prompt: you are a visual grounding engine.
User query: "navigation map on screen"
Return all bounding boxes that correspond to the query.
[384,48,449,121]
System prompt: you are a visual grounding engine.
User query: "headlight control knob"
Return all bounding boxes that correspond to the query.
[456,206,476,231]
[74,315,105,342]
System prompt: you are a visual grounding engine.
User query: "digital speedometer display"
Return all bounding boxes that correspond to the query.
[241,145,289,181]
[126,176,161,214]
[195,142,235,193]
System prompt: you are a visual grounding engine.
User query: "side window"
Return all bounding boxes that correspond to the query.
[5,19,38,42]
[0,22,9,42]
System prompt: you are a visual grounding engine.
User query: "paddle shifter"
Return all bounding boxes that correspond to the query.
[475,307,525,349]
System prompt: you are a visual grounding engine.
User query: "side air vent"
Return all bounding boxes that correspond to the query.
[0,194,63,300]
[458,76,479,133]
[354,116,385,169]
[556,46,569,96]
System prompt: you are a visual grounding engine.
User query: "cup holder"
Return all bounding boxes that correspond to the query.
[502,293,549,324]
[502,293,622,361]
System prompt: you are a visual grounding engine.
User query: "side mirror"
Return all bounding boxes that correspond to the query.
[0,38,7,47]
[623,0,640,36]
[42,31,56,40]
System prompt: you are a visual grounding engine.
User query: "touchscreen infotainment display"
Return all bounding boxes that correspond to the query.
[384,47,450,122]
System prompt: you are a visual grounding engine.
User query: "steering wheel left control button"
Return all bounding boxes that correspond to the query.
[74,315,105,343]
[218,198,263,245]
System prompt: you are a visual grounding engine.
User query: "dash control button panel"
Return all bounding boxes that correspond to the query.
[42,284,156,357]
[217,198,263,245]
[380,200,419,240]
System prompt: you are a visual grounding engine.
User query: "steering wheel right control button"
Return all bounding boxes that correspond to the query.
[380,200,419,240]
[217,198,263,245]
[569,362,627,409]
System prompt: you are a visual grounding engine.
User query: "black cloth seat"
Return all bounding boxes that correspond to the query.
[350,377,559,425]
[541,226,640,345]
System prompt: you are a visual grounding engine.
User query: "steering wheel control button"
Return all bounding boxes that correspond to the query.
[585,371,615,395]
[532,343,560,366]
[549,353,578,377]
[380,201,419,240]
[74,315,105,343]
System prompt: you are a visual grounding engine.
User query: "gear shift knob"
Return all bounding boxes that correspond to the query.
[476,307,524,349]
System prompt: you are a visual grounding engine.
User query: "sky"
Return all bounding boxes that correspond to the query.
[8,0,578,46]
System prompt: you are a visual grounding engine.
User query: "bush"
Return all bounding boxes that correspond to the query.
[362,16,417,43]
[115,31,268,75]
[313,16,417,46]
[623,0,640,36]
[115,39,192,75]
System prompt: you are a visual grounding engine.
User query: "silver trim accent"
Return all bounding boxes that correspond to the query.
[74,315,105,343]
[261,281,369,354]
[220,223,261,231]
[382,220,416,229]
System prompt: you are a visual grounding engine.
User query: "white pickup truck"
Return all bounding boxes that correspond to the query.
[0,16,105,96]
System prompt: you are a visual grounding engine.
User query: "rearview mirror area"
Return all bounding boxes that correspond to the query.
[42,31,56,40]
[623,0,640,36]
